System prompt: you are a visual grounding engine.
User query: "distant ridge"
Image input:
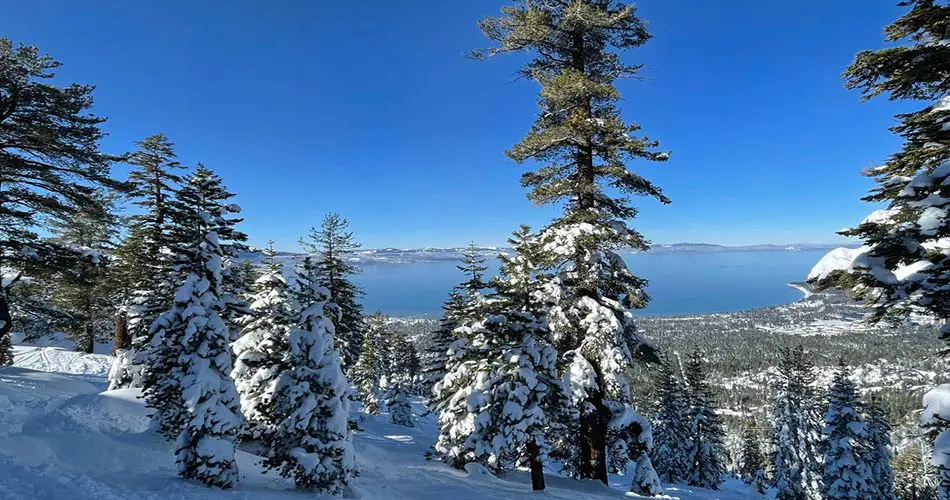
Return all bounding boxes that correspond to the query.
[241,242,858,266]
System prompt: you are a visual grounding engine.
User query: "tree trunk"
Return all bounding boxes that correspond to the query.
[0,295,12,365]
[82,322,94,354]
[579,395,609,484]
[112,311,129,354]
[527,440,545,491]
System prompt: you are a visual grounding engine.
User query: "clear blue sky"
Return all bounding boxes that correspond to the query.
[4,1,909,250]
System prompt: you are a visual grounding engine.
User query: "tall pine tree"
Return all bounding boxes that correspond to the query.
[351,311,390,415]
[738,421,768,495]
[821,361,877,499]
[650,357,692,484]
[476,0,668,483]
[865,395,898,500]
[771,345,823,500]
[301,213,365,370]
[144,199,243,488]
[683,349,726,490]
[0,37,124,364]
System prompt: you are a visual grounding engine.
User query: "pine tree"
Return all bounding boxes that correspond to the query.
[351,312,389,415]
[264,286,355,492]
[121,133,187,341]
[822,361,877,499]
[422,290,469,396]
[231,246,298,442]
[771,345,823,500]
[865,395,898,500]
[683,349,726,490]
[650,358,692,484]
[0,37,124,364]
[824,5,950,495]
[301,213,365,370]
[144,201,243,487]
[476,1,669,483]
[140,166,245,442]
[47,190,122,353]
[457,242,489,296]
[739,422,768,495]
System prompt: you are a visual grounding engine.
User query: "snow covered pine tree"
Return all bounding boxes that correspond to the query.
[142,186,244,487]
[475,0,669,485]
[738,421,767,495]
[351,311,390,415]
[821,361,877,499]
[771,345,823,500]
[683,349,726,490]
[265,285,355,493]
[864,395,898,500]
[650,357,691,484]
[819,2,950,495]
[231,246,298,443]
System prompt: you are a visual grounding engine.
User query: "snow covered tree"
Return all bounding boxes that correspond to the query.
[823,5,950,495]
[0,37,124,364]
[821,362,877,499]
[650,357,692,484]
[739,422,768,495]
[433,226,568,491]
[351,311,390,415]
[47,190,122,353]
[230,247,298,442]
[422,290,466,394]
[475,0,668,483]
[143,199,243,487]
[923,384,950,498]
[458,242,489,295]
[771,345,823,500]
[301,213,365,370]
[865,395,898,500]
[264,286,355,493]
[384,330,420,426]
[683,349,726,490]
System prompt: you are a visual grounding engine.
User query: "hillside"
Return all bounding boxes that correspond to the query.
[0,346,760,500]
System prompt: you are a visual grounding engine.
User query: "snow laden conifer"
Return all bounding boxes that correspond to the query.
[230,246,298,442]
[433,226,567,491]
[821,361,877,499]
[143,199,243,487]
[301,213,365,371]
[351,311,390,415]
[264,285,355,493]
[738,422,768,496]
[0,37,124,364]
[475,0,669,483]
[650,357,692,484]
[683,349,726,490]
[771,345,823,500]
[384,331,419,427]
[822,4,950,494]
[865,395,898,500]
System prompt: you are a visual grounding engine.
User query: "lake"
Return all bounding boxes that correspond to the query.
[352,249,828,318]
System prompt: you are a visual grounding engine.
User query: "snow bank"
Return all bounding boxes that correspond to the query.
[807,247,868,281]
[13,345,113,377]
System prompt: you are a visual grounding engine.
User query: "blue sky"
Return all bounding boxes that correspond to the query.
[4,1,909,249]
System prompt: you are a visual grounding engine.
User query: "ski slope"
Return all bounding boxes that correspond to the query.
[0,344,764,500]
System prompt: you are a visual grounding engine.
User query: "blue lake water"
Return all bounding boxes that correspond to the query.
[352,249,827,318]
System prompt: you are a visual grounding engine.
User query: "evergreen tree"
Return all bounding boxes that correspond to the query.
[264,286,355,492]
[121,133,187,341]
[739,422,768,495]
[422,289,469,395]
[476,0,669,483]
[301,213,365,370]
[457,242,489,296]
[140,167,245,442]
[144,201,243,488]
[821,362,877,499]
[683,349,727,490]
[824,4,950,494]
[771,345,823,500]
[865,395,898,500]
[351,312,389,415]
[0,37,124,363]
[47,190,122,353]
[650,358,692,484]
[231,246,298,442]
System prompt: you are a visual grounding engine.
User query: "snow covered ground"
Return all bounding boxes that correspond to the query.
[0,343,764,500]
